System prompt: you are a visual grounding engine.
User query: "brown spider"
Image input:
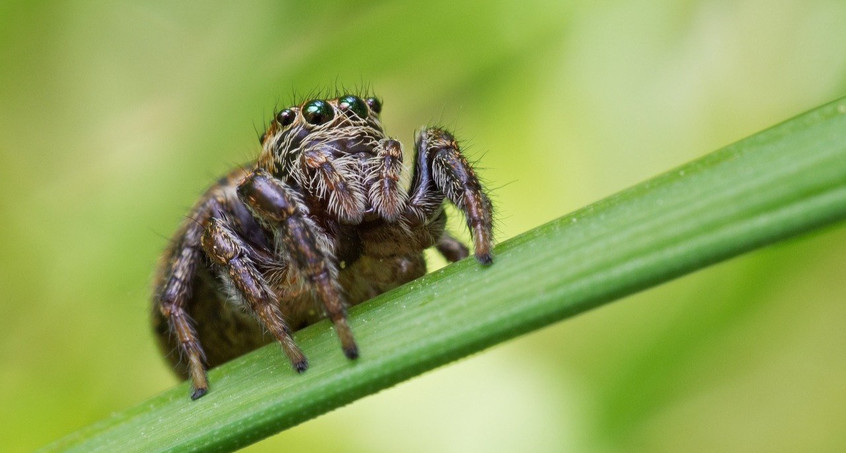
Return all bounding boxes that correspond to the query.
[152,94,494,399]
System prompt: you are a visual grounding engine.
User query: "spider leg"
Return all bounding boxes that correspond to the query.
[154,198,216,400]
[406,127,494,264]
[201,217,308,373]
[238,169,359,359]
[366,138,407,221]
[301,148,366,223]
[436,231,470,262]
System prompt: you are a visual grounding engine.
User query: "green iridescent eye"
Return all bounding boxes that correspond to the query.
[302,100,334,125]
[338,95,369,119]
[276,109,296,126]
[365,97,382,114]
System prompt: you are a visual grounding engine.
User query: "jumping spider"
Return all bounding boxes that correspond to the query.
[152,94,494,399]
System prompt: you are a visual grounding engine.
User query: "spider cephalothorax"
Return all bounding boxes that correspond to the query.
[153,94,494,399]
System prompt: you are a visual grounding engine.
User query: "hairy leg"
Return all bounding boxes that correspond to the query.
[238,169,359,359]
[301,148,366,223]
[406,127,494,263]
[201,217,307,373]
[366,138,407,222]
[436,231,470,262]
[154,197,217,399]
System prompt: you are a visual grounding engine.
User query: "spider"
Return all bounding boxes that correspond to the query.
[152,94,494,400]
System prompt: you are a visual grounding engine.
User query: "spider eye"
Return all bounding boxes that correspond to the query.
[259,132,267,144]
[365,97,382,114]
[276,109,295,126]
[338,95,369,119]
[302,99,335,125]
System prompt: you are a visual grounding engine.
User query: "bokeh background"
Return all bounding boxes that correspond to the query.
[2,1,846,452]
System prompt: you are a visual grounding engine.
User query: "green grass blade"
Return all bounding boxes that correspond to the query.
[39,97,846,452]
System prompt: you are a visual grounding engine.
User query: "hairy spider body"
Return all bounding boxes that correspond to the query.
[152,95,494,399]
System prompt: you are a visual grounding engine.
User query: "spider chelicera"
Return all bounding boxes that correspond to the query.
[152,94,494,399]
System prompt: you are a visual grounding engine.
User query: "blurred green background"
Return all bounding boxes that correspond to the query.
[2,1,846,452]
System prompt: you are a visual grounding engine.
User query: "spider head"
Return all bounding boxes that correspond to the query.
[258,95,387,176]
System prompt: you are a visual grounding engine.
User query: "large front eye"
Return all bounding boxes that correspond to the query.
[302,100,334,125]
[338,95,368,119]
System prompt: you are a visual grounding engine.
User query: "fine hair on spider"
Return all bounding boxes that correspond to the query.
[152,92,494,399]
